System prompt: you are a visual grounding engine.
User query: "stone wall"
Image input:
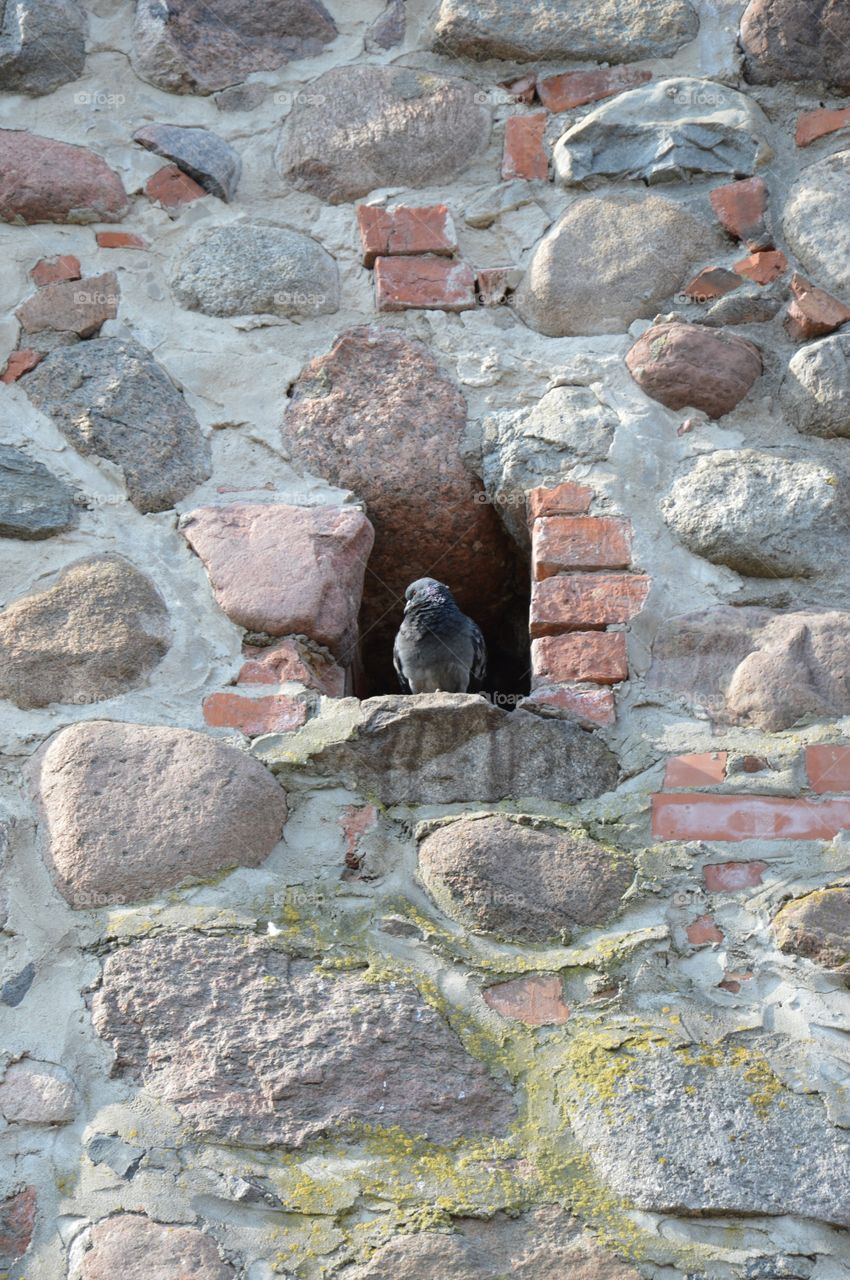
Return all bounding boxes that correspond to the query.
[2,0,850,1276]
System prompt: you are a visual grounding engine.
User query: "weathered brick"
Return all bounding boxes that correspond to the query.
[709,176,769,248]
[483,974,570,1026]
[531,632,628,686]
[475,265,521,306]
[806,744,850,794]
[532,515,632,579]
[96,231,147,249]
[527,482,592,522]
[374,255,476,312]
[1,349,42,384]
[530,573,650,636]
[784,273,850,342]
[537,65,652,112]
[796,106,850,148]
[704,860,768,891]
[238,636,346,697]
[684,266,742,301]
[202,692,307,736]
[356,203,457,268]
[653,793,850,841]
[31,255,81,286]
[501,112,548,180]
[734,249,787,284]
[664,752,728,787]
[718,971,752,992]
[500,72,537,104]
[524,683,616,726]
[145,164,207,209]
[686,913,725,944]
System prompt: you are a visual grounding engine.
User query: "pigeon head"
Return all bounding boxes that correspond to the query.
[403,577,456,612]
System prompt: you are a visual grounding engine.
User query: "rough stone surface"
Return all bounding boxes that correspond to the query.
[564,1039,850,1225]
[0,131,128,224]
[365,0,405,51]
[726,611,850,730]
[662,450,844,576]
[79,1213,235,1279]
[276,66,491,204]
[646,605,775,712]
[264,694,619,805]
[741,0,850,90]
[131,0,337,94]
[0,1187,35,1270]
[0,446,76,540]
[284,327,518,669]
[180,504,374,659]
[133,124,241,201]
[554,78,768,186]
[0,555,170,710]
[238,636,346,696]
[781,333,850,437]
[418,814,633,944]
[514,194,721,337]
[0,1059,76,1123]
[16,271,119,341]
[31,720,286,907]
[0,0,86,95]
[432,0,699,62]
[93,935,515,1145]
[21,336,211,513]
[772,889,850,985]
[170,223,339,318]
[783,150,850,297]
[625,322,762,418]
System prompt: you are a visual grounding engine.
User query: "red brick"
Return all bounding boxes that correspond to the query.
[796,106,850,147]
[784,273,850,342]
[704,861,768,891]
[0,1187,36,1266]
[145,163,206,209]
[96,230,147,249]
[806,744,850,793]
[500,73,537,104]
[709,176,769,248]
[340,803,378,871]
[686,913,725,945]
[356,203,457,268]
[684,266,742,301]
[718,971,752,992]
[741,755,769,773]
[483,974,570,1026]
[664,752,728,788]
[31,254,81,286]
[524,683,616,727]
[202,692,307,737]
[374,255,476,312]
[238,636,347,698]
[527,482,592,522]
[531,632,628,686]
[476,266,520,307]
[530,573,650,636]
[532,515,632,579]
[537,65,652,113]
[502,112,548,180]
[653,792,850,842]
[1,348,42,383]
[734,249,787,284]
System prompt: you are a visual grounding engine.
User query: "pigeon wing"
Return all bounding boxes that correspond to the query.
[393,630,412,693]
[469,620,487,691]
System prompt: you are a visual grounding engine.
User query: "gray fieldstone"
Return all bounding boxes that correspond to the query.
[0,446,76,540]
[513,194,722,336]
[170,223,339,318]
[477,386,617,547]
[0,555,170,710]
[563,1037,850,1225]
[79,1214,235,1280]
[781,333,850,437]
[741,0,850,90]
[365,0,405,51]
[276,65,491,203]
[783,150,850,298]
[131,0,337,94]
[133,124,241,201]
[662,449,845,577]
[30,719,287,907]
[21,336,211,513]
[0,0,86,94]
[0,963,34,1007]
[85,1134,144,1178]
[432,0,699,62]
[92,935,516,1146]
[418,813,633,944]
[0,1059,76,1124]
[554,78,770,187]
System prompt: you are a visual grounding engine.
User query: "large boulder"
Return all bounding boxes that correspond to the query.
[741,0,850,89]
[29,720,286,907]
[0,0,86,95]
[92,935,516,1145]
[21,337,211,513]
[772,888,850,985]
[170,223,339,318]
[661,450,844,575]
[0,131,127,224]
[131,0,337,94]
[783,150,850,298]
[0,446,76,540]
[418,814,633,943]
[0,556,170,710]
[432,0,698,62]
[514,195,722,336]
[625,322,762,419]
[276,66,490,203]
[78,1214,235,1280]
[781,333,850,437]
[554,79,769,187]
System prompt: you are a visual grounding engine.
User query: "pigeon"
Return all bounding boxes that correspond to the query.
[393,578,487,694]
